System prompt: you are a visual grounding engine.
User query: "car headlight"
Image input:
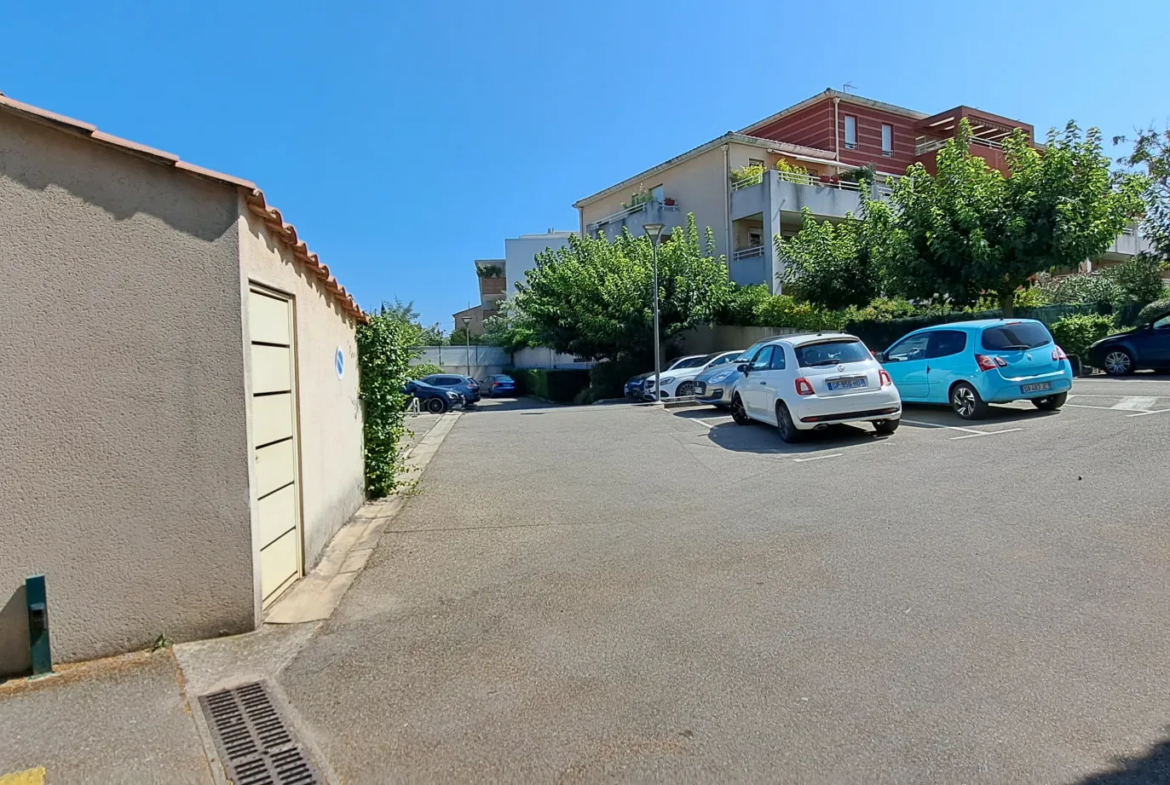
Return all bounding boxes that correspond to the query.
[708,371,732,384]
[446,391,459,400]
[658,377,676,385]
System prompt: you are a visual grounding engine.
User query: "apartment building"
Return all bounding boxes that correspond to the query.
[574,88,1151,292]
[455,231,575,334]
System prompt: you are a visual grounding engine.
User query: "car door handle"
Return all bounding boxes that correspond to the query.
[759,380,766,384]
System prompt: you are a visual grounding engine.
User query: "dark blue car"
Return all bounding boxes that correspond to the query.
[404,380,463,414]
[422,374,481,404]
[486,374,517,397]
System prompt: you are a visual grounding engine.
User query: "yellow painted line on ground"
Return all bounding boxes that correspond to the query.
[0,768,45,785]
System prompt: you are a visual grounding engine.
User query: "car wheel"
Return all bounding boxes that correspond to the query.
[676,381,695,397]
[950,382,987,420]
[873,418,900,435]
[1032,392,1068,411]
[1103,349,1134,376]
[775,401,803,443]
[425,397,447,414]
[731,395,751,425]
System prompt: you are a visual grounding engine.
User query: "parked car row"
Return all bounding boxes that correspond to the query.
[627,317,1104,442]
[403,373,518,413]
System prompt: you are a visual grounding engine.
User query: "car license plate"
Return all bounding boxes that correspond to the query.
[827,377,867,391]
[1021,382,1051,393]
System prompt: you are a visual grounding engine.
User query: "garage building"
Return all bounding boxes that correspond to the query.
[0,93,367,676]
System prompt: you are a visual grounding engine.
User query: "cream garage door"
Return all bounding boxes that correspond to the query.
[249,288,302,606]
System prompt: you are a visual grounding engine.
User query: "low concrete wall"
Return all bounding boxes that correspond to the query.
[676,325,799,355]
[412,346,591,381]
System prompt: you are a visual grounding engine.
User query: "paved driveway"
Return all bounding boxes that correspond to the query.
[279,378,1170,784]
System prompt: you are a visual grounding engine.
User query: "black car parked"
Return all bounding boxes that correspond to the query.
[421,374,481,404]
[1088,309,1170,375]
[404,380,463,413]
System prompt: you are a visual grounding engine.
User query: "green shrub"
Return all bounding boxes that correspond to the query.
[408,362,444,379]
[1037,272,1125,306]
[754,295,847,331]
[588,357,646,400]
[1050,314,1116,359]
[357,313,415,498]
[1136,297,1170,325]
[504,368,590,402]
[729,164,766,188]
[1102,254,1168,304]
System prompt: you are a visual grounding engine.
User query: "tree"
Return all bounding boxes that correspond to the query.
[377,297,445,346]
[482,296,536,354]
[448,326,484,346]
[518,214,731,362]
[776,206,880,310]
[1116,125,1170,259]
[870,119,1146,315]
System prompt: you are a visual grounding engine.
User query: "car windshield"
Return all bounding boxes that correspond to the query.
[981,323,1051,351]
[671,355,712,369]
[795,340,871,367]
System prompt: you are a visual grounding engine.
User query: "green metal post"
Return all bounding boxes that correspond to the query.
[26,574,52,676]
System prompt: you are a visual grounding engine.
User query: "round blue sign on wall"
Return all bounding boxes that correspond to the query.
[335,348,345,379]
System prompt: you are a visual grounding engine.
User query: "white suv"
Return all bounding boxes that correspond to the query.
[729,334,901,442]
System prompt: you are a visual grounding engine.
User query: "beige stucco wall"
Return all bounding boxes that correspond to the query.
[0,111,254,674]
[238,202,365,583]
[580,146,732,259]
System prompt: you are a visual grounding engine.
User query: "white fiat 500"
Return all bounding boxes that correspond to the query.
[729,333,901,443]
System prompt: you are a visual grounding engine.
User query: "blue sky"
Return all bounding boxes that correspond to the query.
[5,0,1168,329]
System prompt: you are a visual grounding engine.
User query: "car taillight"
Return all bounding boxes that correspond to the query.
[879,369,892,387]
[975,354,999,372]
[795,378,815,396]
[1052,346,1068,360]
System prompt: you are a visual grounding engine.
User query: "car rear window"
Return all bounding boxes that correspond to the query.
[795,340,871,367]
[981,323,1052,351]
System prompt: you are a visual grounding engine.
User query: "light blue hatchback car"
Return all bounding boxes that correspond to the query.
[878,319,1073,419]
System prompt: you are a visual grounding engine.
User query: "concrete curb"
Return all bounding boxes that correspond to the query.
[264,412,461,625]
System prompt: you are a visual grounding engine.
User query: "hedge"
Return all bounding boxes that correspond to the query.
[503,368,591,403]
[1050,314,1116,361]
[846,303,1108,351]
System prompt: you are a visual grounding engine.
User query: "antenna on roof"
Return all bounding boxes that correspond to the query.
[843,82,855,94]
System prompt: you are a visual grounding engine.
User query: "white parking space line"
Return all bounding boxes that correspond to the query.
[1112,396,1159,411]
[1126,408,1170,418]
[1074,378,1170,384]
[1065,403,1124,411]
[950,428,1023,440]
[793,453,842,463]
[900,418,988,435]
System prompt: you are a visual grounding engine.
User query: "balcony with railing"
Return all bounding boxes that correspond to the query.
[586,198,682,240]
[732,169,882,221]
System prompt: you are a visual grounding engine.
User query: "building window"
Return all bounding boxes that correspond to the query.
[748,158,765,168]
[651,184,664,202]
[882,124,893,156]
[844,115,857,150]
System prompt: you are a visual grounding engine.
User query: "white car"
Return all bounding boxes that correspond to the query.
[643,351,742,400]
[728,334,901,442]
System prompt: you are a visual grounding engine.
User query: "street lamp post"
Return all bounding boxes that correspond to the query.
[461,315,473,378]
[643,223,665,403]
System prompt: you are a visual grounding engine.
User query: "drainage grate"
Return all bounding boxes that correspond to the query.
[198,681,324,785]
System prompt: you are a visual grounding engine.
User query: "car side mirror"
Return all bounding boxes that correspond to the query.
[737,363,749,375]
[876,351,887,362]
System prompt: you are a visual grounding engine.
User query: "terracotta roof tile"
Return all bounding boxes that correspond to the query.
[0,92,366,323]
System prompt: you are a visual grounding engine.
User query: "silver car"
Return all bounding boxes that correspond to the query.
[691,341,768,408]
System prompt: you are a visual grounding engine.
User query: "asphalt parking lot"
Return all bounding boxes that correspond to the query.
[279,375,1170,784]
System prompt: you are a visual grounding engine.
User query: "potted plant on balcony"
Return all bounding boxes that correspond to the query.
[663,197,676,206]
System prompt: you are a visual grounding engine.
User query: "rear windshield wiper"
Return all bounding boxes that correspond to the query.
[995,344,1032,350]
[806,359,848,366]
